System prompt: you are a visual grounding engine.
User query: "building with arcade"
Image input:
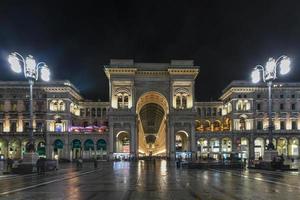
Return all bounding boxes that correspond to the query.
[0,59,299,161]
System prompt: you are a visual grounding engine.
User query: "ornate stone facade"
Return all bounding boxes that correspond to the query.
[1,61,300,162]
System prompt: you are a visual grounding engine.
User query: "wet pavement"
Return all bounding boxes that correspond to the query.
[0,160,299,199]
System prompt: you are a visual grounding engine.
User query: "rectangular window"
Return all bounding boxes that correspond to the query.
[102,108,106,116]
[91,108,96,117]
[0,122,3,132]
[86,108,90,116]
[24,122,30,132]
[292,121,297,130]
[11,103,17,112]
[97,108,101,117]
[24,101,30,112]
[257,121,263,130]
[291,94,295,98]
[10,121,16,132]
[280,121,285,130]
[291,103,296,110]
[212,108,217,116]
[257,94,261,99]
[280,94,284,98]
[80,109,84,117]
[280,103,284,110]
[257,103,261,111]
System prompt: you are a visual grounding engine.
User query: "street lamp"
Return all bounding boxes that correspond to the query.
[251,55,291,150]
[8,52,50,153]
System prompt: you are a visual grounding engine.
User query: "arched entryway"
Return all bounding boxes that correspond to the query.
[136,91,169,157]
[72,139,82,159]
[53,139,64,160]
[240,137,249,159]
[254,138,264,159]
[36,141,46,157]
[277,137,288,156]
[289,138,299,157]
[8,140,21,159]
[83,139,94,159]
[175,131,190,160]
[96,139,107,159]
[221,137,232,159]
[197,138,208,158]
[0,139,7,160]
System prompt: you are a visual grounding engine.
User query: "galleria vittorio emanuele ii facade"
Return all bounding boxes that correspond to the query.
[0,59,299,161]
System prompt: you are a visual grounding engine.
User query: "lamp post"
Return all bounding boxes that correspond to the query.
[8,52,50,153]
[251,55,291,150]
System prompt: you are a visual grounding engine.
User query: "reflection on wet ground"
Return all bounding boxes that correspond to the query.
[0,160,299,199]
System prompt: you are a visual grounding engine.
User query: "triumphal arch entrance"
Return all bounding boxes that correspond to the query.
[104,59,199,160]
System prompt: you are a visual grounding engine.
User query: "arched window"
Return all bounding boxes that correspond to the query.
[124,95,129,108]
[117,95,122,108]
[116,92,130,109]
[176,96,181,109]
[240,117,246,130]
[59,101,65,111]
[182,96,187,108]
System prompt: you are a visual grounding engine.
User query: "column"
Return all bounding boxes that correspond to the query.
[232,135,237,152]
[109,124,114,160]
[170,122,175,160]
[46,133,51,159]
[249,134,255,160]
[190,122,196,160]
[130,122,136,158]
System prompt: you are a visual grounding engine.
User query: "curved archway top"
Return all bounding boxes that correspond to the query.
[116,131,130,138]
[176,130,189,137]
[136,91,169,114]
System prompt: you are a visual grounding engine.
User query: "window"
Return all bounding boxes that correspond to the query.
[280,103,284,110]
[257,121,263,130]
[182,96,187,108]
[10,121,16,132]
[218,108,222,116]
[291,103,296,110]
[257,103,261,111]
[97,108,101,117]
[86,108,90,117]
[243,95,247,98]
[91,108,96,117]
[102,108,106,116]
[240,117,246,130]
[280,121,285,130]
[11,102,17,112]
[238,95,242,98]
[124,96,129,108]
[292,121,297,130]
[280,94,284,98]
[176,96,180,109]
[212,108,217,116]
[24,122,30,132]
[207,108,211,116]
[36,122,43,132]
[291,94,295,98]
[197,108,201,116]
[117,96,123,108]
[80,109,84,117]
[24,101,30,112]
[257,94,261,99]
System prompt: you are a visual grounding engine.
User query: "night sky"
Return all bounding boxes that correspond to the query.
[1,1,300,101]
